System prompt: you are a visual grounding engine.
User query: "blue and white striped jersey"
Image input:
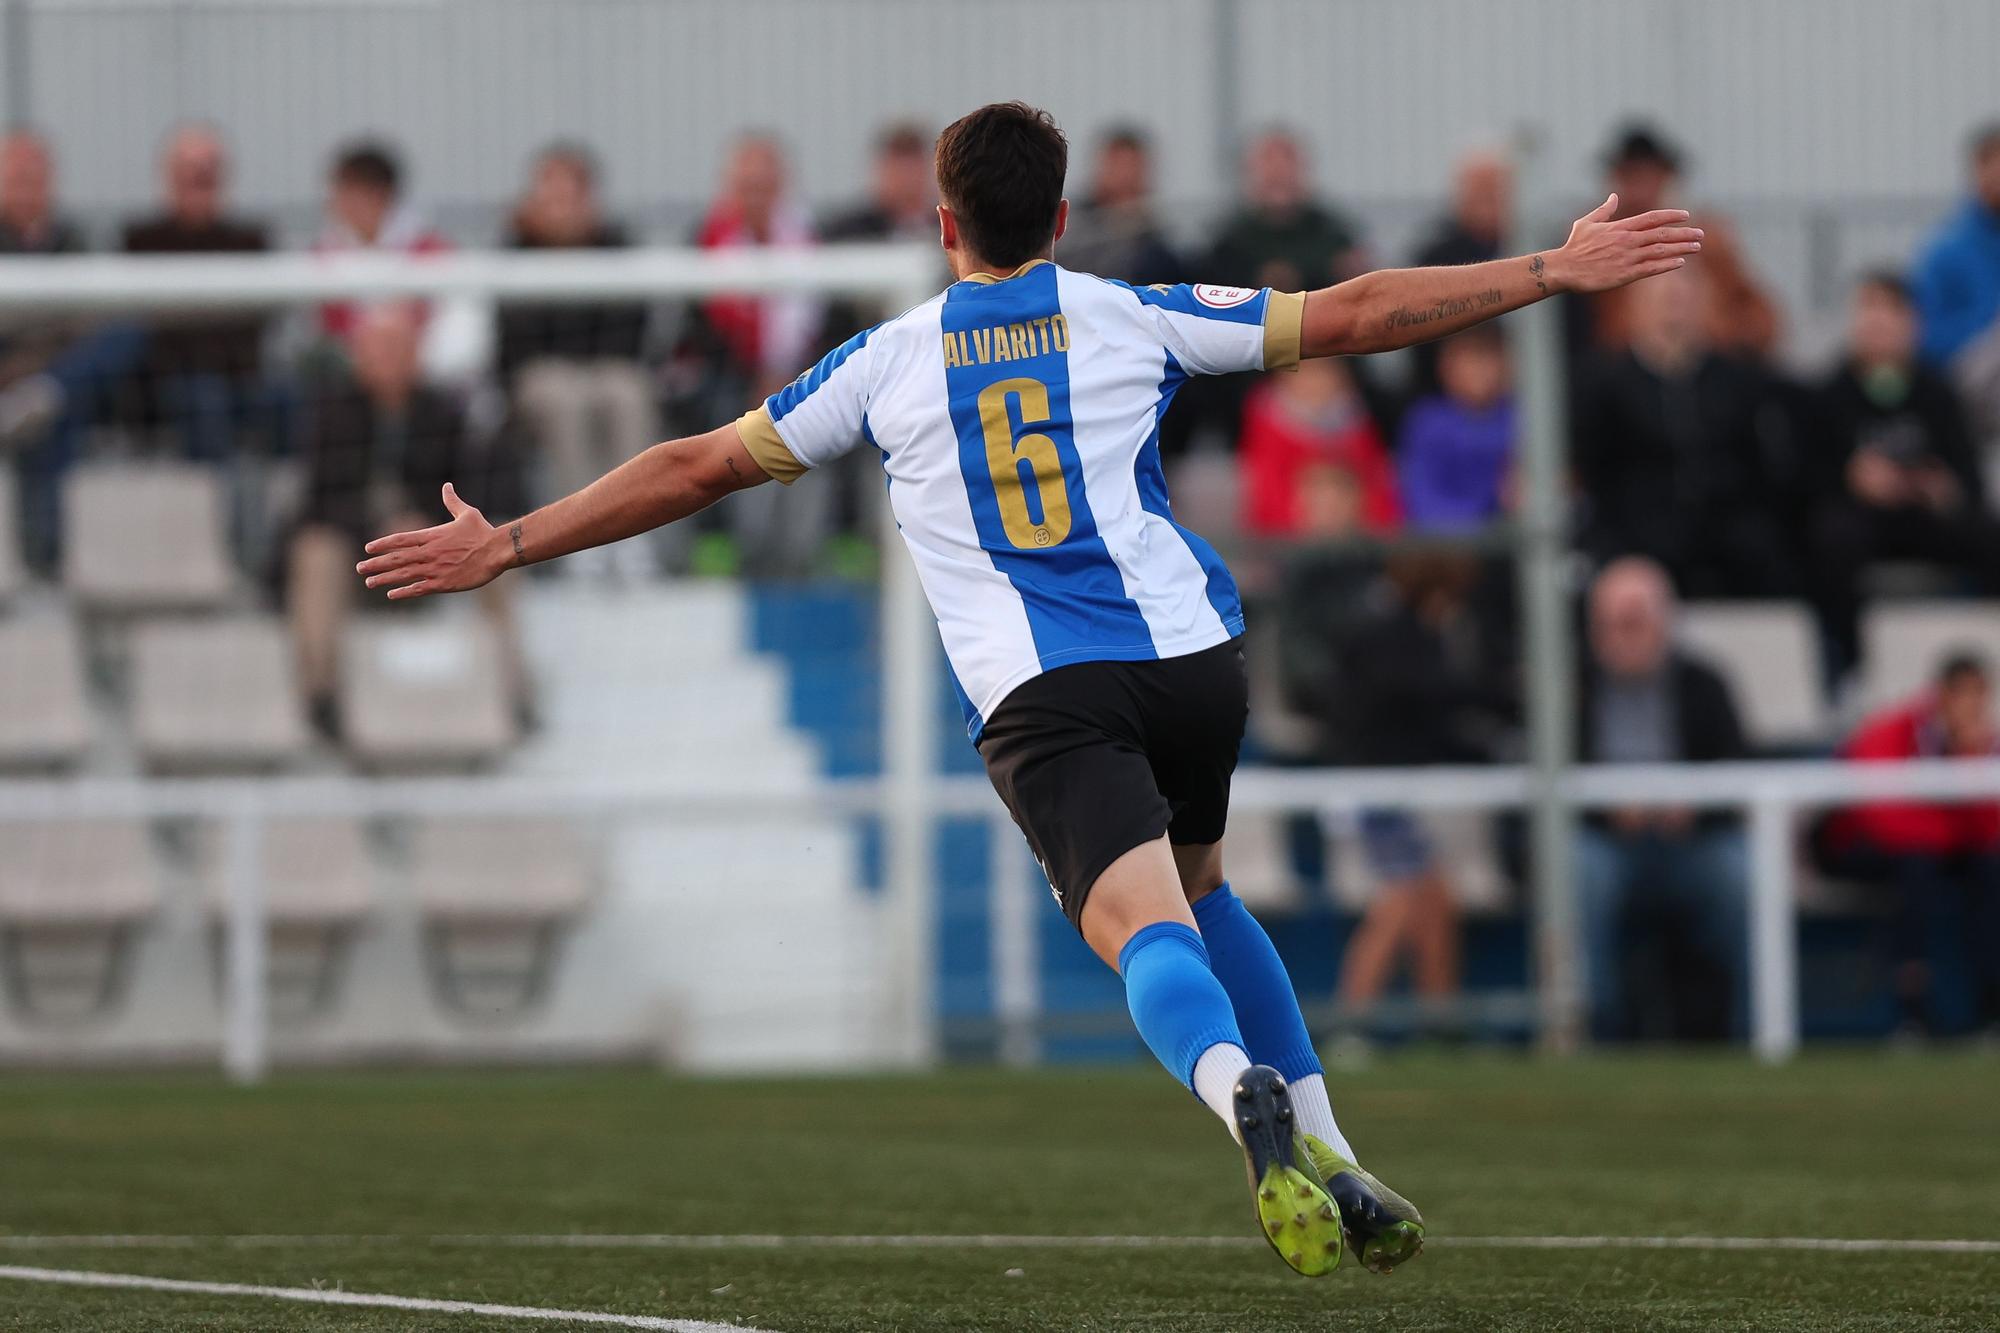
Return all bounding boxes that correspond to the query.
[737,259,1304,738]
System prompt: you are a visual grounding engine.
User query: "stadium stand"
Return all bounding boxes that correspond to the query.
[1678,601,1828,750]
[0,613,94,771]
[410,816,594,1015]
[61,461,235,614]
[0,471,26,604]
[0,819,158,1020]
[1862,601,2000,708]
[131,615,311,771]
[198,817,374,1020]
[339,616,518,770]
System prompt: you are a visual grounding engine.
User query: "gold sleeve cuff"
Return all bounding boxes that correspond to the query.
[734,406,806,484]
[1262,289,1305,370]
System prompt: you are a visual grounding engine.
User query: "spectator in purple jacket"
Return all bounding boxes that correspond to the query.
[1396,326,1515,532]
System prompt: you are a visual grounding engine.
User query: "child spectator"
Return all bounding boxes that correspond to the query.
[1238,357,1398,539]
[1397,326,1515,532]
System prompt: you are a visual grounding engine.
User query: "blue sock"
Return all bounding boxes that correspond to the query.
[1117,921,1245,1090]
[1191,883,1323,1083]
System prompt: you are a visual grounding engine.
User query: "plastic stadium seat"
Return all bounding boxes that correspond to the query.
[199,818,375,926]
[1862,601,2000,710]
[1678,601,1827,747]
[339,616,517,769]
[0,469,26,603]
[408,817,594,1016]
[61,461,234,613]
[0,614,94,770]
[130,615,310,771]
[198,818,374,1019]
[0,819,159,1020]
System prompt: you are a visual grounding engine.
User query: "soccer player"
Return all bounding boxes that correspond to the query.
[356,102,1700,1277]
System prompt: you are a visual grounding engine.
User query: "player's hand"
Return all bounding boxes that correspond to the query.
[1546,193,1703,295]
[355,483,509,600]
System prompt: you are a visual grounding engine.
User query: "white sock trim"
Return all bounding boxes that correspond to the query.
[1189,1043,1253,1140]
[1289,1073,1358,1164]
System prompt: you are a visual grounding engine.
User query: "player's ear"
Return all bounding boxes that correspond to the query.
[1051,198,1069,246]
[937,203,958,253]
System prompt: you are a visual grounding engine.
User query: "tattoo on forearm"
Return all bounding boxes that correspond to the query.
[1383,288,1506,333]
[509,521,525,566]
[726,455,743,481]
[1530,254,1548,296]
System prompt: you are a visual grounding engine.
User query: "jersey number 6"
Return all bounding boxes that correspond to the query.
[977,376,1073,550]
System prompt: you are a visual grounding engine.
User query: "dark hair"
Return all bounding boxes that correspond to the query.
[1604,122,1683,174]
[1100,123,1150,155]
[875,122,930,158]
[1972,121,2000,163]
[935,101,1067,269]
[1938,648,1990,688]
[1855,268,1912,306]
[332,140,401,196]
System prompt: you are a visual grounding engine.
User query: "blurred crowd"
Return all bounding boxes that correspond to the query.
[3,113,2000,1043]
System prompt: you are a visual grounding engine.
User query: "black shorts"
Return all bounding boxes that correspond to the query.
[975,638,1248,931]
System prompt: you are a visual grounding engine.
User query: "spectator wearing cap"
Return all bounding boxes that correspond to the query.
[1804,272,2000,683]
[1060,125,1185,289]
[1817,651,2000,1039]
[122,123,274,460]
[1574,557,1752,1041]
[1584,124,1779,363]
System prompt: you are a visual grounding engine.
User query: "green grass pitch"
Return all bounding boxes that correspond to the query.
[3,1052,1997,1331]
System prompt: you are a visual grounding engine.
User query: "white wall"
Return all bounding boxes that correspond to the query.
[11,0,1995,220]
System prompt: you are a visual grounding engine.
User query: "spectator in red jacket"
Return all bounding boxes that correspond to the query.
[1819,650,2000,1037]
[1238,357,1399,539]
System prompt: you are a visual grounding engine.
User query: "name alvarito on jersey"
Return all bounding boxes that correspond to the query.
[941,314,1072,368]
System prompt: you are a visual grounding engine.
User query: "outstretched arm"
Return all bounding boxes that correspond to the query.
[1300,194,1702,359]
[356,421,769,600]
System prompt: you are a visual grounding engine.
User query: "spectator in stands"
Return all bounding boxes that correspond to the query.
[287,304,525,735]
[1817,651,2000,1038]
[1913,124,2000,369]
[1575,557,1751,1041]
[1409,147,1511,394]
[0,129,147,570]
[1583,124,1779,363]
[1805,272,1999,683]
[1571,268,1793,597]
[1238,357,1398,539]
[1060,125,1184,288]
[1324,552,1518,1022]
[1397,326,1515,533]
[819,122,936,247]
[1913,124,2000,468]
[312,142,457,373]
[684,133,829,574]
[497,143,656,576]
[1207,128,1367,293]
[122,123,273,460]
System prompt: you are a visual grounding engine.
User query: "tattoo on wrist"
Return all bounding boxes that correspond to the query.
[1530,254,1548,296]
[1383,287,1505,334]
[726,455,744,481]
[509,521,526,566]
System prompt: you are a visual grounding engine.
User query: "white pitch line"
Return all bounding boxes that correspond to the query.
[1,1233,1998,1255]
[0,1265,776,1332]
